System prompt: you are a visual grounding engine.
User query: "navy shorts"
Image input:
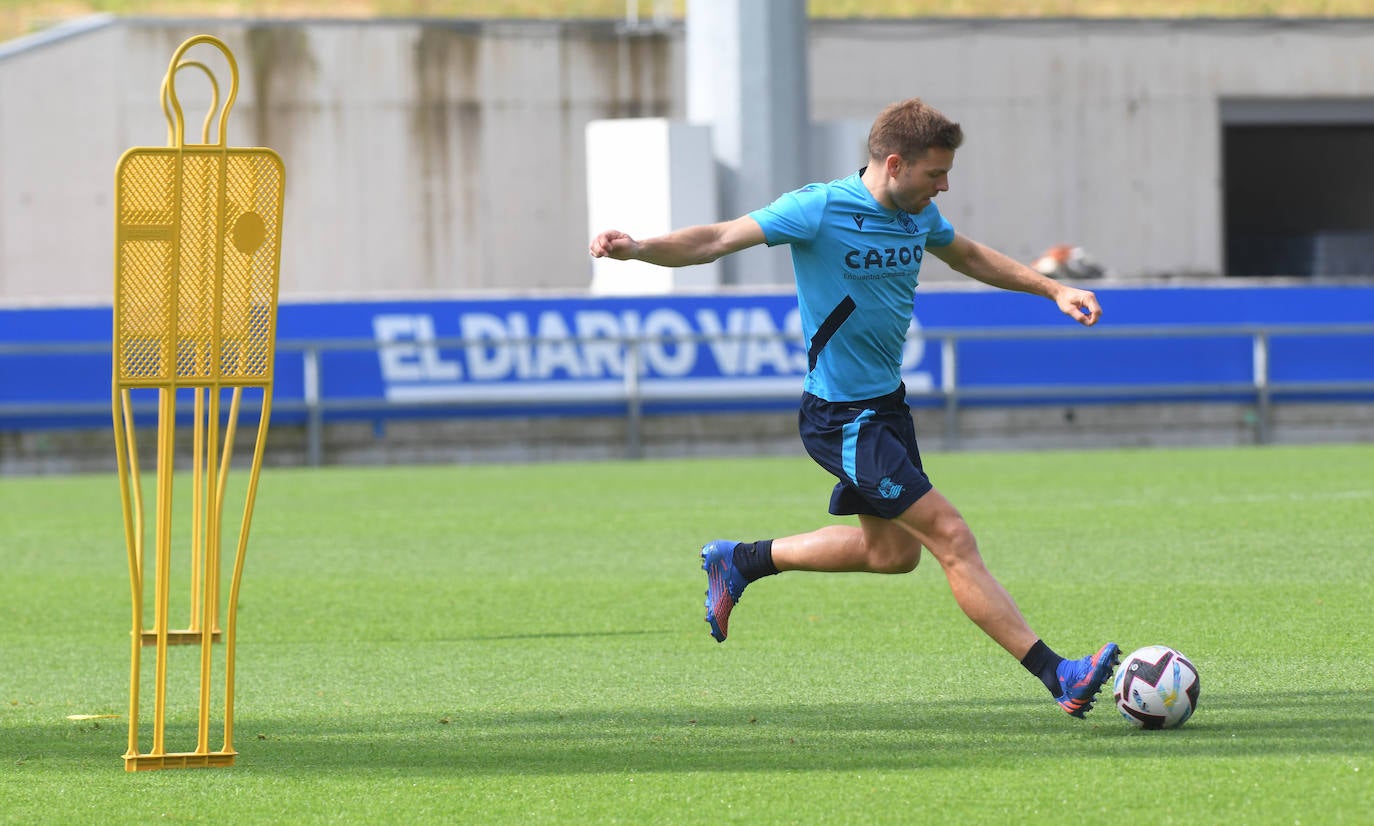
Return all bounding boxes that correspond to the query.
[798,384,933,519]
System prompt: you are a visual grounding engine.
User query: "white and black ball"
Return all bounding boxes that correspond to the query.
[1112,645,1200,730]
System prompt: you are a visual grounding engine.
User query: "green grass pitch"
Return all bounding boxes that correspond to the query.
[1,444,1371,824]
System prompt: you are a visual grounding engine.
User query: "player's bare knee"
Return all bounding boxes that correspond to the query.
[890,546,921,574]
[869,541,921,574]
[927,520,980,567]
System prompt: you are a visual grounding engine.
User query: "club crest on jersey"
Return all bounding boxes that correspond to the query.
[897,212,918,234]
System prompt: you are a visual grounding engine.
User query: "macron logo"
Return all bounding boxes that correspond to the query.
[853,214,865,230]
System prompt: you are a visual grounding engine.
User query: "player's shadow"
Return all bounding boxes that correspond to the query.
[15,689,1367,775]
[454,629,674,643]
[238,687,1372,775]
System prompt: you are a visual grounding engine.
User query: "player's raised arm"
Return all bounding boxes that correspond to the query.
[929,232,1102,327]
[589,215,766,268]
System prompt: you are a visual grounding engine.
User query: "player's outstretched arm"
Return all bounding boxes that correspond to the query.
[589,215,766,269]
[930,233,1102,327]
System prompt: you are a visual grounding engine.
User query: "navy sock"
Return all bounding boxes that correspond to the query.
[1021,639,1065,697]
[732,540,778,583]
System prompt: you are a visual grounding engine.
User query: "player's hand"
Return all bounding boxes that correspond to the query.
[1055,286,1102,327]
[589,230,641,260]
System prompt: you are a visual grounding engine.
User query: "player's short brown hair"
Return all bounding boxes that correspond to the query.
[867,98,964,162]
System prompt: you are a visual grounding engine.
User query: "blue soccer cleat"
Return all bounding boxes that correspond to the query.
[701,540,748,643]
[1055,642,1121,718]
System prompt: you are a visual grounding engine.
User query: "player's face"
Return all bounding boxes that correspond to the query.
[887,148,953,214]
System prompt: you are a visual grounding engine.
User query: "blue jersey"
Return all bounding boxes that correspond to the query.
[750,171,955,402]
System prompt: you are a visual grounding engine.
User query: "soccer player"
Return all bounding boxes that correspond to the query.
[588,98,1119,718]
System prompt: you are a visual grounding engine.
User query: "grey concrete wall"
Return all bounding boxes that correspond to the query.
[3,16,1374,304]
[0,17,681,303]
[809,18,1374,282]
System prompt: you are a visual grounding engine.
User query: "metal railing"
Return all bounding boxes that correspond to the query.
[4,323,1373,465]
[923,322,1374,448]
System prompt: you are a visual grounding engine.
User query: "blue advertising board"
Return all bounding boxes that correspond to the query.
[3,284,1373,430]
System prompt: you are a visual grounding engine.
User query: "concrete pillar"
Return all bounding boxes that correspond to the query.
[686,0,809,287]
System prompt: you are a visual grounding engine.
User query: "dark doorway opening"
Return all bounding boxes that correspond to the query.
[1224,121,1374,277]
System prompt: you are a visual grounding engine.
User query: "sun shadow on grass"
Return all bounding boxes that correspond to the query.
[8,689,1368,776]
[251,688,1374,776]
[454,629,676,643]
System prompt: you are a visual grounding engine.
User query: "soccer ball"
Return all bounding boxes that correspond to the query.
[1112,645,1200,730]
